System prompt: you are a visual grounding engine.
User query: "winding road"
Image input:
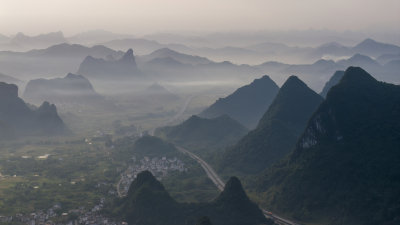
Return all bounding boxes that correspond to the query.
[120,94,299,225]
[176,145,299,225]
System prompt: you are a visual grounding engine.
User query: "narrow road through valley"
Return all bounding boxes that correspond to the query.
[116,175,124,197]
[176,145,299,225]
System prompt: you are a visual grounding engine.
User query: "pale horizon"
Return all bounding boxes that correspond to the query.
[1,0,399,37]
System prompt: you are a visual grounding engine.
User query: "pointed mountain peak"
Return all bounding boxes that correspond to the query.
[127,171,166,196]
[38,101,57,113]
[281,75,308,90]
[313,59,336,66]
[125,48,134,56]
[224,176,244,191]
[257,75,322,129]
[155,48,177,55]
[251,74,274,85]
[358,38,377,46]
[145,83,176,98]
[216,177,249,203]
[340,67,377,86]
[120,48,135,62]
[349,53,373,60]
[133,170,157,184]
[83,55,96,62]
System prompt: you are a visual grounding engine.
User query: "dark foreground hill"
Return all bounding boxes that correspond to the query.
[199,75,279,129]
[0,82,67,138]
[219,76,323,174]
[256,67,400,225]
[110,171,272,225]
[155,115,248,153]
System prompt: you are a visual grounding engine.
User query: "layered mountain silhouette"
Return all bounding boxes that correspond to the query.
[155,115,248,153]
[143,56,193,71]
[353,38,400,57]
[311,42,351,58]
[77,48,141,80]
[68,29,135,45]
[23,73,113,110]
[377,53,400,65]
[111,171,271,225]
[0,43,123,78]
[320,70,345,98]
[337,53,381,72]
[141,48,212,65]
[1,37,398,91]
[256,67,400,225]
[26,43,122,59]
[0,82,67,138]
[219,76,323,174]
[100,38,192,56]
[199,75,279,129]
[4,31,67,51]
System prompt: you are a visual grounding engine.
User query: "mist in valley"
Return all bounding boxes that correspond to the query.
[0,0,399,225]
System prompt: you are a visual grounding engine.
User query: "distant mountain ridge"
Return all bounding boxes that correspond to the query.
[12,31,67,49]
[353,38,400,57]
[77,48,141,80]
[26,43,123,59]
[140,48,212,65]
[200,75,279,129]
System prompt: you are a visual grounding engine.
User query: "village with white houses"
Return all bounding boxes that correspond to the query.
[118,155,187,196]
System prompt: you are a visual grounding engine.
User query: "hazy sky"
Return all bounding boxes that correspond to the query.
[1,0,399,36]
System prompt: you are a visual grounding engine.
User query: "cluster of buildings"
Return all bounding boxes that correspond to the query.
[0,199,127,225]
[118,155,187,196]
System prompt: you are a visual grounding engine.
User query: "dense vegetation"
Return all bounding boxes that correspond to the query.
[256,67,400,225]
[219,76,323,174]
[0,140,118,215]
